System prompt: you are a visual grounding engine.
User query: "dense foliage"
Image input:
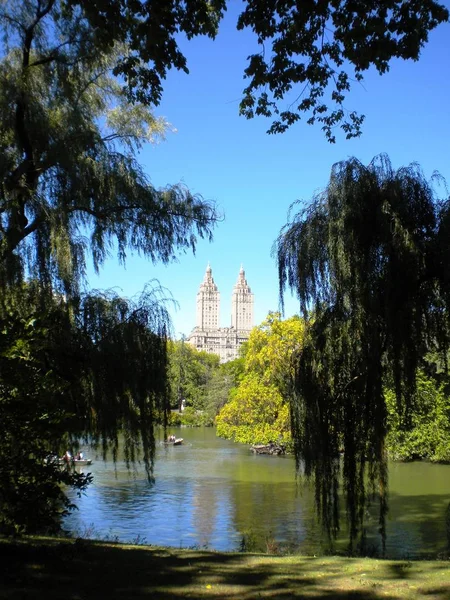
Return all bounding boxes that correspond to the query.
[386,371,450,463]
[1,1,445,145]
[0,283,173,533]
[0,0,219,533]
[216,313,305,444]
[1,0,448,536]
[0,291,91,534]
[238,0,448,141]
[216,374,290,445]
[0,1,218,292]
[167,340,242,426]
[168,339,219,425]
[276,155,450,550]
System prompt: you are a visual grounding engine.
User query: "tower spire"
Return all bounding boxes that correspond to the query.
[231,264,253,331]
[196,263,220,330]
[187,264,254,363]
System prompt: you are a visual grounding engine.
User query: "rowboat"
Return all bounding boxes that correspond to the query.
[58,458,93,466]
[165,438,184,446]
[250,442,285,455]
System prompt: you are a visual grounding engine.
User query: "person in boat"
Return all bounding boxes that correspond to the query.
[167,434,176,442]
[76,451,84,460]
[63,450,71,463]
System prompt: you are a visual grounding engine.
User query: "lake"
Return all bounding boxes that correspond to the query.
[64,427,450,558]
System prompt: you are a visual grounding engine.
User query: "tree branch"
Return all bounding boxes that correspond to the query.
[69,204,218,223]
[0,11,27,32]
[28,36,87,68]
[0,215,44,261]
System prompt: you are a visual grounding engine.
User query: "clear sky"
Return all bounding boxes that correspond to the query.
[87,2,450,339]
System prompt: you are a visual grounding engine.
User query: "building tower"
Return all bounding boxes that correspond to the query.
[196,263,220,330]
[231,265,254,331]
[188,264,254,362]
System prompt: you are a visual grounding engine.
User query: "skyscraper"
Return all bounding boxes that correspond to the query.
[187,264,254,362]
[231,265,254,332]
[196,263,220,330]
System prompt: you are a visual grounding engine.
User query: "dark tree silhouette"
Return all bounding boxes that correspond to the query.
[275,155,450,549]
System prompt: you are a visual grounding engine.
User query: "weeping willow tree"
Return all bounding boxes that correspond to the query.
[0,283,173,533]
[0,1,219,293]
[275,154,450,551]
[0,1,219,532]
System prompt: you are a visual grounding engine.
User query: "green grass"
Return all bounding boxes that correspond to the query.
[0,537,449,599]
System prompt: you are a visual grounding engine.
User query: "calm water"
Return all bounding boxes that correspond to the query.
[64,427,450,558]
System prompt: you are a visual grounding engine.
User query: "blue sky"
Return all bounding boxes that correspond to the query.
[87,3,450,338]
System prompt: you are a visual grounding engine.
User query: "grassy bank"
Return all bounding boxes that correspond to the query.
[0,537,449,599]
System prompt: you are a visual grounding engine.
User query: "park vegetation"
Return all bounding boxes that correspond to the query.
[50,0,448,142]
[215,314,450,469]
[1,0,449,549]
[0,0,218,534]
[167,339,242,426]
[275,155,450,551]
[386,369,450,463]
[216,313,305,445]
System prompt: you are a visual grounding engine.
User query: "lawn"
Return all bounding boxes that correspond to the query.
[0,537,449,599]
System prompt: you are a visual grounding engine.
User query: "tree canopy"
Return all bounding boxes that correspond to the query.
[275,155,450,550]
[85,0,449,142]
[0,0,219,466]
[0,0,219,294]
[238,0,448,141]
[0,0,219,533]
[386,370,450,464]
[216,313,305,445]
[2,1,446,146]
[0,282,173,533]
[168,339,219,409]
[1,0,449,535]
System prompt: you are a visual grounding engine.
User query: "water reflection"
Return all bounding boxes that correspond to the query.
[65,427,450,557]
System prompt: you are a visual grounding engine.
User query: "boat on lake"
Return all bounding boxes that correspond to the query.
[45,454,92,467]
[251,442,285,455]
[165,438,184,446]
[58,458,93,466]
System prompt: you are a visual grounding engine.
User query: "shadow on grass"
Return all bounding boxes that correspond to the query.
[0,537,449,600]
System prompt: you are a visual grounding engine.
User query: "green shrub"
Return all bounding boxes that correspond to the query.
[386,371,450,463]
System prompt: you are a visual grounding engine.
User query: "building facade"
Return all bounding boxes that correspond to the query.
[187,264,254,362]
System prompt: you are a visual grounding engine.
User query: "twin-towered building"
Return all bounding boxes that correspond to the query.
[187,264,254,362]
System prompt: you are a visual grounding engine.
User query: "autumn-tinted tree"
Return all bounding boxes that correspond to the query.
[216,313,305,444]
[275,154,450,550]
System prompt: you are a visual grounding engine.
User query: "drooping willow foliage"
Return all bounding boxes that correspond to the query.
[0,0,218,450]
[275,154,450,550]
[0,1,219,295]
[73,285,172,473]
[0,283,172,533]
[0,1,219,533]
